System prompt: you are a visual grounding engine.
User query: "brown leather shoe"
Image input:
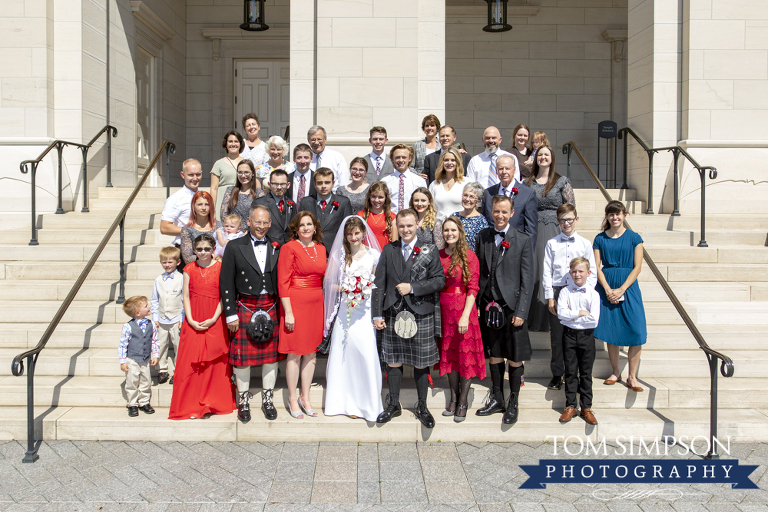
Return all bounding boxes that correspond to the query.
[559,405,577,423]
[580,408,598,425]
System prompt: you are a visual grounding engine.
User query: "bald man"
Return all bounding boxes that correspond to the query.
[466,126,520,188]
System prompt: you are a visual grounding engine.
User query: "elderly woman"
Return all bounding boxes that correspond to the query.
[256,135,295,190]
[451,181,488,249]
[412,114,441,177]
[210,131,244,220]
[240,113,269,168]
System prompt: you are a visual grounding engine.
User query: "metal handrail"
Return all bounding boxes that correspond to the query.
[617,127,717,247]
[19,125,118,245]
[562,140,734,459]
[11,140,176,463]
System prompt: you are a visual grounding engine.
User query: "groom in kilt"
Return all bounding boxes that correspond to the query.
[373,208,445,428]
[220,204,286,422]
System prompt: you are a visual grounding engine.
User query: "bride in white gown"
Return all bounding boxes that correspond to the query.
[323,215,384,421]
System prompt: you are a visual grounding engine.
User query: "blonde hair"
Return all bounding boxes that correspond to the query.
[159,246,181,262]
[409,187,437,229]
[122,296,148,318]
[435,147,466,184]
[223,214,242,227]
[182,158,201,173]
[570,256,590,272]
[531,131,550,147]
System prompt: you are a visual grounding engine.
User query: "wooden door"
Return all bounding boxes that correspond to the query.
[234,61,290,141]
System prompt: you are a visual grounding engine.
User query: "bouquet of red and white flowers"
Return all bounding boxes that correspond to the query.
[341,268,375,331]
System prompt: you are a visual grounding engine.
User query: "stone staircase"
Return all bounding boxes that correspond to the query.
[1,186,767,444]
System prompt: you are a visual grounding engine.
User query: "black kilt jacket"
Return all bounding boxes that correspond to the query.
[219,233,280,319]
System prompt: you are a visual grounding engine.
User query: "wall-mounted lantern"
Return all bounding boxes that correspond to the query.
[241,0,269,31]
[483,0,513,32]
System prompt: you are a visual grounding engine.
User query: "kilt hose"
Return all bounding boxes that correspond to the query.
[229,294,286,366]
[381,306,439,368]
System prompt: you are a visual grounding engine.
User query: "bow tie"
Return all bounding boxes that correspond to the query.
[561,235,575,242]
[573,287,587,293]
[493,230,506,238]
[253,239,267,246]
[162,272,175,281]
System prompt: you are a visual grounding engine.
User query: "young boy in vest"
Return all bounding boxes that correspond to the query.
[119,296,159,417]
[151,247,184,384]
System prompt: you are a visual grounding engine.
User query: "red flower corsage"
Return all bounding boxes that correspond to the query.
[413,246,421,254]
[332,200,340,210]
[501,240,510,256]
[511,187,519,195]
[271,241,280,255]
[287,200,295,208]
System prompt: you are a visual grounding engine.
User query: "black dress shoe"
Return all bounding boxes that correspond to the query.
[158,372,169,384]
[547,375,563,391]
[139,404,155,414]
[169,375,174,385]
[415,400,435,429]
[261,389,277,421]
[238,391,253,423]
[476,395,505,416]
[502,394,519,425]
[127,406,139,417]
[376,402,402,424]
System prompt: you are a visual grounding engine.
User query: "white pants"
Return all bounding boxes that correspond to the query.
[156,322,180,373]
[125,359,152,407]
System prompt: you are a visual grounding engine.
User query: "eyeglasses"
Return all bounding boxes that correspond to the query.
[558,217,576,224]
[309,138,324,144]
[251,221,270,227]
[194,247,213,253]
[270,182,288,187]
[237,172,253,177]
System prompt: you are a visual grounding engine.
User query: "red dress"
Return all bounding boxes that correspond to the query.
[169,261,236,420]
[277,240,327,355]
[358,210,396,249]
[437,249,486,379]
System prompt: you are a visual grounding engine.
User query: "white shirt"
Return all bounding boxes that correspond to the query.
[466,150,520,188]
[401,239,416,261]
[160,185,196,244]
[381,170,428,214]
[429,178,472,218]
[493,223,510,246]
[542,230,597,300]
[369,151,386,170]
[557,284,600,330]
[151,271,185,324]
[224,234,269,324]
[291,169,313,203]
[498,179,522,198]
[310,148,350,188]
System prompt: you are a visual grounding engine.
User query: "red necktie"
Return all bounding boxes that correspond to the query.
[321,200,327,210]
[278,200,284,213]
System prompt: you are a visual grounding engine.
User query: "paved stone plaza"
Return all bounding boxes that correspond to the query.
[0,440,766,511]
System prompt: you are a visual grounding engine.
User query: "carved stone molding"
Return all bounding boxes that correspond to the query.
[201,28,290,60]
[130,1,174,42]
[602,29,628,63]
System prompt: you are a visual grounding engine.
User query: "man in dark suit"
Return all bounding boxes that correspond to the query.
[475,194,534,426]
[286,143,316,204]
[254,169,296,244]
[373,208,446,428]
[422,125,471,184]
[363,126,395,183]
[220,204,285,423]
[481,154,538,247]
[298,167,353,250]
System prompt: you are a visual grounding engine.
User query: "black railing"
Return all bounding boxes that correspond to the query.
[562,140,734,459]
[11,140,176,463]
[19,125,118,246]
[164,143,178,198]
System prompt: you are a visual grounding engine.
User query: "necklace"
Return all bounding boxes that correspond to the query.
[226,156,239,168]
[197,260,215,279]
[302,243,318,261]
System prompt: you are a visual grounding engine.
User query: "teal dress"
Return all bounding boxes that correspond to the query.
[593,230,647,346]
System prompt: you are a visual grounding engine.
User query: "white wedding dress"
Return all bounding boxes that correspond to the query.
[324,248,384,421]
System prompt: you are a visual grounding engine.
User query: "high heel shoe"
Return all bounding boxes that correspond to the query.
[454,404,467,423]
[298,397,318,417]
[442,401,457,416]
[289,400,304,419]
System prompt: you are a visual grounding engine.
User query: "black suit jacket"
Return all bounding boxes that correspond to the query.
[286,170,316,204]
[298,193,353,250]
[219,234,280,320]
[363,154,395,183]
[253,194,297,245]
[372,239,445,318]
[481,181,538,247]
[423,150,472,185]
[475,227,534,320]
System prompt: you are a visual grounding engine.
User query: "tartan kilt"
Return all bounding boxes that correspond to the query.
[382,306,439,367]
[229,294,286,366]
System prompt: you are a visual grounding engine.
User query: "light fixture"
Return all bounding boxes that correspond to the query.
[483,0,513,33]
[240,0,269,32]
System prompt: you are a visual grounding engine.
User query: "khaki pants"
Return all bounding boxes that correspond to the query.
[157,322,180,373]
[125,358,152,407]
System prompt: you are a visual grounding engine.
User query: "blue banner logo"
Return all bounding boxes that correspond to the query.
[519,460,758,489]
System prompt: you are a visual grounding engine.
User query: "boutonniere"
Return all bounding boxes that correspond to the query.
[331,200,340,211]
[271,241,280,255]
[511,187,519,196]
[501,240,510,256]
[411,246,422,260]
[287,200,295,211]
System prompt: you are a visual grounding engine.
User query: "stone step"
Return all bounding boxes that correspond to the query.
[1,404,765,443]
[0,374,763,411]
[88,199,166,211]
[687,302,768,325]
[96,187,186,199]
[2,347,763,378]
[1,228,164,246]
[573,189,637,201]
[38,212,158,230]
[567,199,646,214]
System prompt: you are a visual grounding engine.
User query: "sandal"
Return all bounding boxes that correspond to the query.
[442,401,457,416]
[298,397,318,417]
[454,404,467,423]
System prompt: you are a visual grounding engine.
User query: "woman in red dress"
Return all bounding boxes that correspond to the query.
[437,217,486,422]
[169,233,236,420]
[358,181,397,249]
[278,211,327,419]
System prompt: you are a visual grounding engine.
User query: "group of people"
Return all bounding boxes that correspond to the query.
[118,114,647,427]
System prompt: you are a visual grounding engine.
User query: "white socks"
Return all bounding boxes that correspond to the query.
[261,362,278,390]
[233,366,251,395]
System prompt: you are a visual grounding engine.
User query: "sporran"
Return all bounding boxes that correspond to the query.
[484,301,507,330]
[239,300,276,343]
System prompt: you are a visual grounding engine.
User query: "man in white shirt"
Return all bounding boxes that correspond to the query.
[466,126,520,187]
[363,126,394,183]
[381,144,427,214]
[160,158,202,251]
[286,144,315,204]
[308,125,350,188]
